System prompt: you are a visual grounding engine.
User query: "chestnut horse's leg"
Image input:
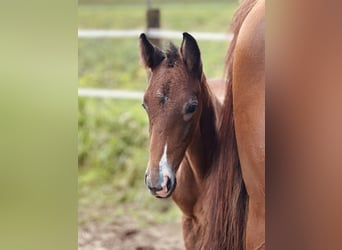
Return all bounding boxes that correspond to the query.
[232,1,265,249]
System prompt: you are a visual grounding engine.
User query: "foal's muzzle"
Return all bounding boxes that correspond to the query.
[144,172,176,198]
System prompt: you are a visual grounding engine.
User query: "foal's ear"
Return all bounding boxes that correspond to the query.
[180,32,203,78]
[139,33,165,69]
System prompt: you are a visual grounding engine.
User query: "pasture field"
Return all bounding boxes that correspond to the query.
[78,2,237,31]
[78,1,238,248]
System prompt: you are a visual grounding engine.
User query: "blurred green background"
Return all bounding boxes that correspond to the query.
[78,0,237,247]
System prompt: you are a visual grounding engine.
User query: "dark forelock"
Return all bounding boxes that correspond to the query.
[165,43,179,67]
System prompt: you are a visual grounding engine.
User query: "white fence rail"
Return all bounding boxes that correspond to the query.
[78,88,144,100]
[78,28,233,41]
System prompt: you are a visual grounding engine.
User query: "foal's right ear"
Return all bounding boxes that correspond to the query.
[139,33,165,69]
[180,32,202,79]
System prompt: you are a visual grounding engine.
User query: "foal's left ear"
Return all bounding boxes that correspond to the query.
[139,33,165,70]
[180,32,203,79]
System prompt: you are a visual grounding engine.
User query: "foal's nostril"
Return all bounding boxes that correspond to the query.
[166,177,172,191]
[145,171,175,198]
[148,185,163,193]
[145,173,162,193]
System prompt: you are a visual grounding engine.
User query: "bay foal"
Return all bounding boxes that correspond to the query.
[140,33,222,249]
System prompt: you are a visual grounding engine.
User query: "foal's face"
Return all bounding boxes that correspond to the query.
[143,61,201,198]
[139,33,203,198]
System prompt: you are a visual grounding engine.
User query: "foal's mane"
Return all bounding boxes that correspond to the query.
[198,73,220,173]
[202,0,258,249]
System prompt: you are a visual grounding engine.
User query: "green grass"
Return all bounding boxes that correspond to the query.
[78,39,147,90]
[78,98,148,171]
[79,2,237,31]
[78,1,237,224]
[78,97,181,224]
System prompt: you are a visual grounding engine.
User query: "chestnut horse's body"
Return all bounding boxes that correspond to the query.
[204,0,264,249]
[140,0,264,249]
[232,1,265,249]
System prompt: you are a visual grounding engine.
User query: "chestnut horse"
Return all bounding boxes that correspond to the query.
[204,0,265,249]
[140,0,264,248]
[139,32,223,249]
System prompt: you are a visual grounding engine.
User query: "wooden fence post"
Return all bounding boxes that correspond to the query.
[146,8,161,47]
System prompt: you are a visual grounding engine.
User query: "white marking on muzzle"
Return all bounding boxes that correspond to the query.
[159,144,168,168]
[157,144,174,197]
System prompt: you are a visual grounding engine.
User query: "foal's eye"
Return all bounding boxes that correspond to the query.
[185,101,198,114]
[142,103,147,110]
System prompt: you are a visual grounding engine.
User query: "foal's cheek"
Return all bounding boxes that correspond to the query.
[181,122,192,142]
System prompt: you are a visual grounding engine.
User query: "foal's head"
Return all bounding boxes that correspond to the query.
[140,33,203,198]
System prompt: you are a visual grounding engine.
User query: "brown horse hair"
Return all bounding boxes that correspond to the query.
[202,0,258,249]
[198,73,220,174]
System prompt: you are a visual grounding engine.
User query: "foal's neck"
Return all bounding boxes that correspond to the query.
[173,77,221,216]
[172,77,221,218]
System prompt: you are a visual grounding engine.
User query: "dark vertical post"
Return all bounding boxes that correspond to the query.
[146,8,161,47]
